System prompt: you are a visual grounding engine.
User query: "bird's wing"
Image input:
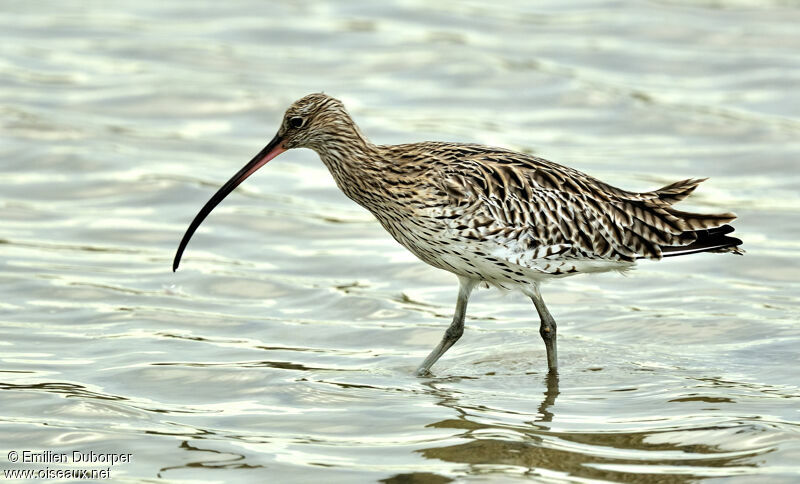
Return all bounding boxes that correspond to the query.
[432,152,733,262]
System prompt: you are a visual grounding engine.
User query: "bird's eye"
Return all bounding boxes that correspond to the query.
[289,116,305,128]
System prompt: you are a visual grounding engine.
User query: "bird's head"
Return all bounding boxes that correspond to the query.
[278,93,354,151]
[172,92,354,272]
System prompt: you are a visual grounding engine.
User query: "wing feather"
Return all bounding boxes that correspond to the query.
[427,146,737,263]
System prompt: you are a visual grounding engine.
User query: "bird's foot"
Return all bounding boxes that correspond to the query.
[415,367,433,377]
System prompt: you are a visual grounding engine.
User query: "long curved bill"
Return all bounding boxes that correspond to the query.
[173,133,286,272]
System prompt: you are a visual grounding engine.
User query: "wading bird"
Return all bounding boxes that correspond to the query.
[173,93,743,376]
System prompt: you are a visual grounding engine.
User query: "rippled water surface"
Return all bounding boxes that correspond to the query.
[2,1,799,482]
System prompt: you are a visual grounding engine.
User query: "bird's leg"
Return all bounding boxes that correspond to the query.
[530,284,558,372]
[415,277,478,376]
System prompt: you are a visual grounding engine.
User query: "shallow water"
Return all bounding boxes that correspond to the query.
[2,1,799,482]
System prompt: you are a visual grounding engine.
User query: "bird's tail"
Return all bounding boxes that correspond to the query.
[627,177,743,259]
[660,224,744,257]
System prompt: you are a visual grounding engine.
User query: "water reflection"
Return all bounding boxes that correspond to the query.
[413,372,770,481]
[537,372,559,424]
[380,472,452,484]
[157,441,261,479]
[0,382,128,402]
[415,373,561,471]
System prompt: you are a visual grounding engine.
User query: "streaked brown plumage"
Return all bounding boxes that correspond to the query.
[173,93,743,376]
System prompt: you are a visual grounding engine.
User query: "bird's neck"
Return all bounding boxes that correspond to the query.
[312,121,386,205]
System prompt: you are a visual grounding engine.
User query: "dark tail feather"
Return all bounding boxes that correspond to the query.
[660,224,744,257]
